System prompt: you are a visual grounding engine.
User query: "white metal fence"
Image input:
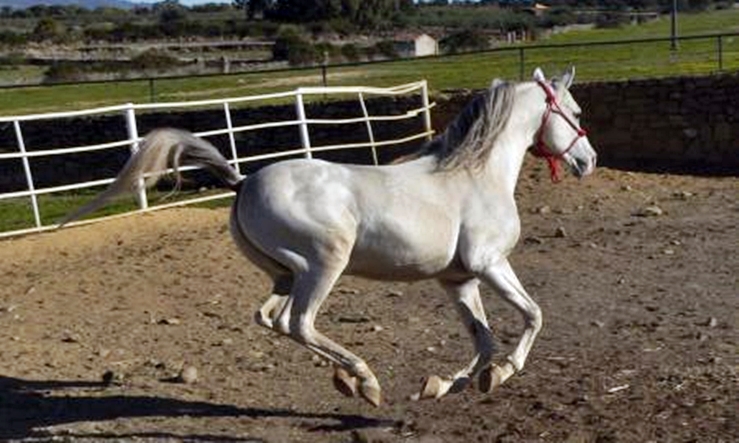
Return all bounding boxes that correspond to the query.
[0,81,434,239]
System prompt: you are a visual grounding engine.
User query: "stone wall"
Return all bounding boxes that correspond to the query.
[573,74,739,173]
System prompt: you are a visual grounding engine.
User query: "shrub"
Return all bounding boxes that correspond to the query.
[43,62,87,83]
[0,52,25,66]
[327,18,356,37]
[538,6,578,29]
[314,42,340,63]
[0,31,27,46]
[272,28,318,66]
[364,44,378,61]
[595,12,630,29]
[374,40,398,59]
[32,17,66,43]
[340,43,360,62]
[130,49,179,72]
[441,29,488,54]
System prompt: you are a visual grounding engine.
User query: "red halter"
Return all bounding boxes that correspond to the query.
[531,80,588,183]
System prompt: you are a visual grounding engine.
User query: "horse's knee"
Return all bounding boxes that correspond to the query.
[527,303,543,332]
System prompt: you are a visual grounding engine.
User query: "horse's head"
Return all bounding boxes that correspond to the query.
[530,67,597,181]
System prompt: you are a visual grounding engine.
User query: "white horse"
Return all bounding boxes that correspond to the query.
[64,67,596,407]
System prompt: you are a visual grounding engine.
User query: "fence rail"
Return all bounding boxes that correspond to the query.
[0,81,434,239]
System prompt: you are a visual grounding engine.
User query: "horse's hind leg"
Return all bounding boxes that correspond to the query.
[477,259,542,392]
[254,275,292,329]
[273,264,382,407]
[418,278,495,400]
[230,213,293,330]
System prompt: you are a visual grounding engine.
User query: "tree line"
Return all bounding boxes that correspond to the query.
[233,0,414,26]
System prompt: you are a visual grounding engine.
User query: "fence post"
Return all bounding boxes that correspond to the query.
[295,90,312,158]
[357,92,378,165]
[321,51,328,88]
[518,47,525,81]
[124,104,148,210]
[13,121,42,228]
[149,78,156,103]
[421,80,433,141]
[223,102,241,175]
[717,35,724,72]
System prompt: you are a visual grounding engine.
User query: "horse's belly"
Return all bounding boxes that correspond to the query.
[346,220,458,280]
[346,254,451,281]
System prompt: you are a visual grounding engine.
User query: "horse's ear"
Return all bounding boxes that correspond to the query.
[533,67,546,83]
[562,66,576,89]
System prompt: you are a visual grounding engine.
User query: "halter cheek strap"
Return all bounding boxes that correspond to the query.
[531,80,588,183]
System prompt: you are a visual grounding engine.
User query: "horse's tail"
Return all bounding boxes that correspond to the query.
[60,128,244,226]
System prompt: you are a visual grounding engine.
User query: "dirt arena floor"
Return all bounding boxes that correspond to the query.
[0,161,737,442]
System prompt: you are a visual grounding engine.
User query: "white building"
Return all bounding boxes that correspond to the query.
[413,33,439,57]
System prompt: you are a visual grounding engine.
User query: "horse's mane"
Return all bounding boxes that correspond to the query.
[399,79,516,171]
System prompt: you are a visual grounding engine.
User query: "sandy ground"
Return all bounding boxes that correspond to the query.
[0,161,737,442]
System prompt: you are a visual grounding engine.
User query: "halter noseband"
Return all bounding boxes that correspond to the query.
[531,80,588,183]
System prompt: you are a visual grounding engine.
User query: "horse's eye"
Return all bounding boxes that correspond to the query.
[573,112,582,120]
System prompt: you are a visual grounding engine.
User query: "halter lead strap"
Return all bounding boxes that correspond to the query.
[531,80,588,182]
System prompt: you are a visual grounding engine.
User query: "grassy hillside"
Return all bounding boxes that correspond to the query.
[1,9,739,117]
[547,7,739,43]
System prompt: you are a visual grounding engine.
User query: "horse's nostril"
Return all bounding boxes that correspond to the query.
[576,158,588,171]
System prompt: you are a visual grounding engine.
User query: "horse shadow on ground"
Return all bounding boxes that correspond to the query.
[0,375,399,441]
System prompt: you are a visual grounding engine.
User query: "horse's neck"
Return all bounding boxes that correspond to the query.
[482,93,542,193]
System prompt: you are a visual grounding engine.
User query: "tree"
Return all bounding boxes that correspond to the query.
[33,17,66,42]
[441,29,488,54]
[232,0,273,20]
[263,0,409,28]
[272,26,319,65]
[156,0,189,37]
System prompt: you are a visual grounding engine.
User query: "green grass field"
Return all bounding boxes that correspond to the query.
[2,9,739,117]
[547,7,739,43]
[0,187,232,235]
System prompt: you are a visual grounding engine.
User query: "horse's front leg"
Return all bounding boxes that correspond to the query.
[417,278,496,400]
[477,259,543,391]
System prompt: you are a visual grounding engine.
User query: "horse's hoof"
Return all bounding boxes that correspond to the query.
[479,363,512,393]
[419,375,445,400]
[478,366,495,393]
[359,380,382,407]
[332,366,358,398]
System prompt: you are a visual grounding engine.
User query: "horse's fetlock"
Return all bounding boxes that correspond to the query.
[254,310,273,329]
[507,355,524,373]
[274,316,291,336]
[352,362,373,379]
[290,319,316,344]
